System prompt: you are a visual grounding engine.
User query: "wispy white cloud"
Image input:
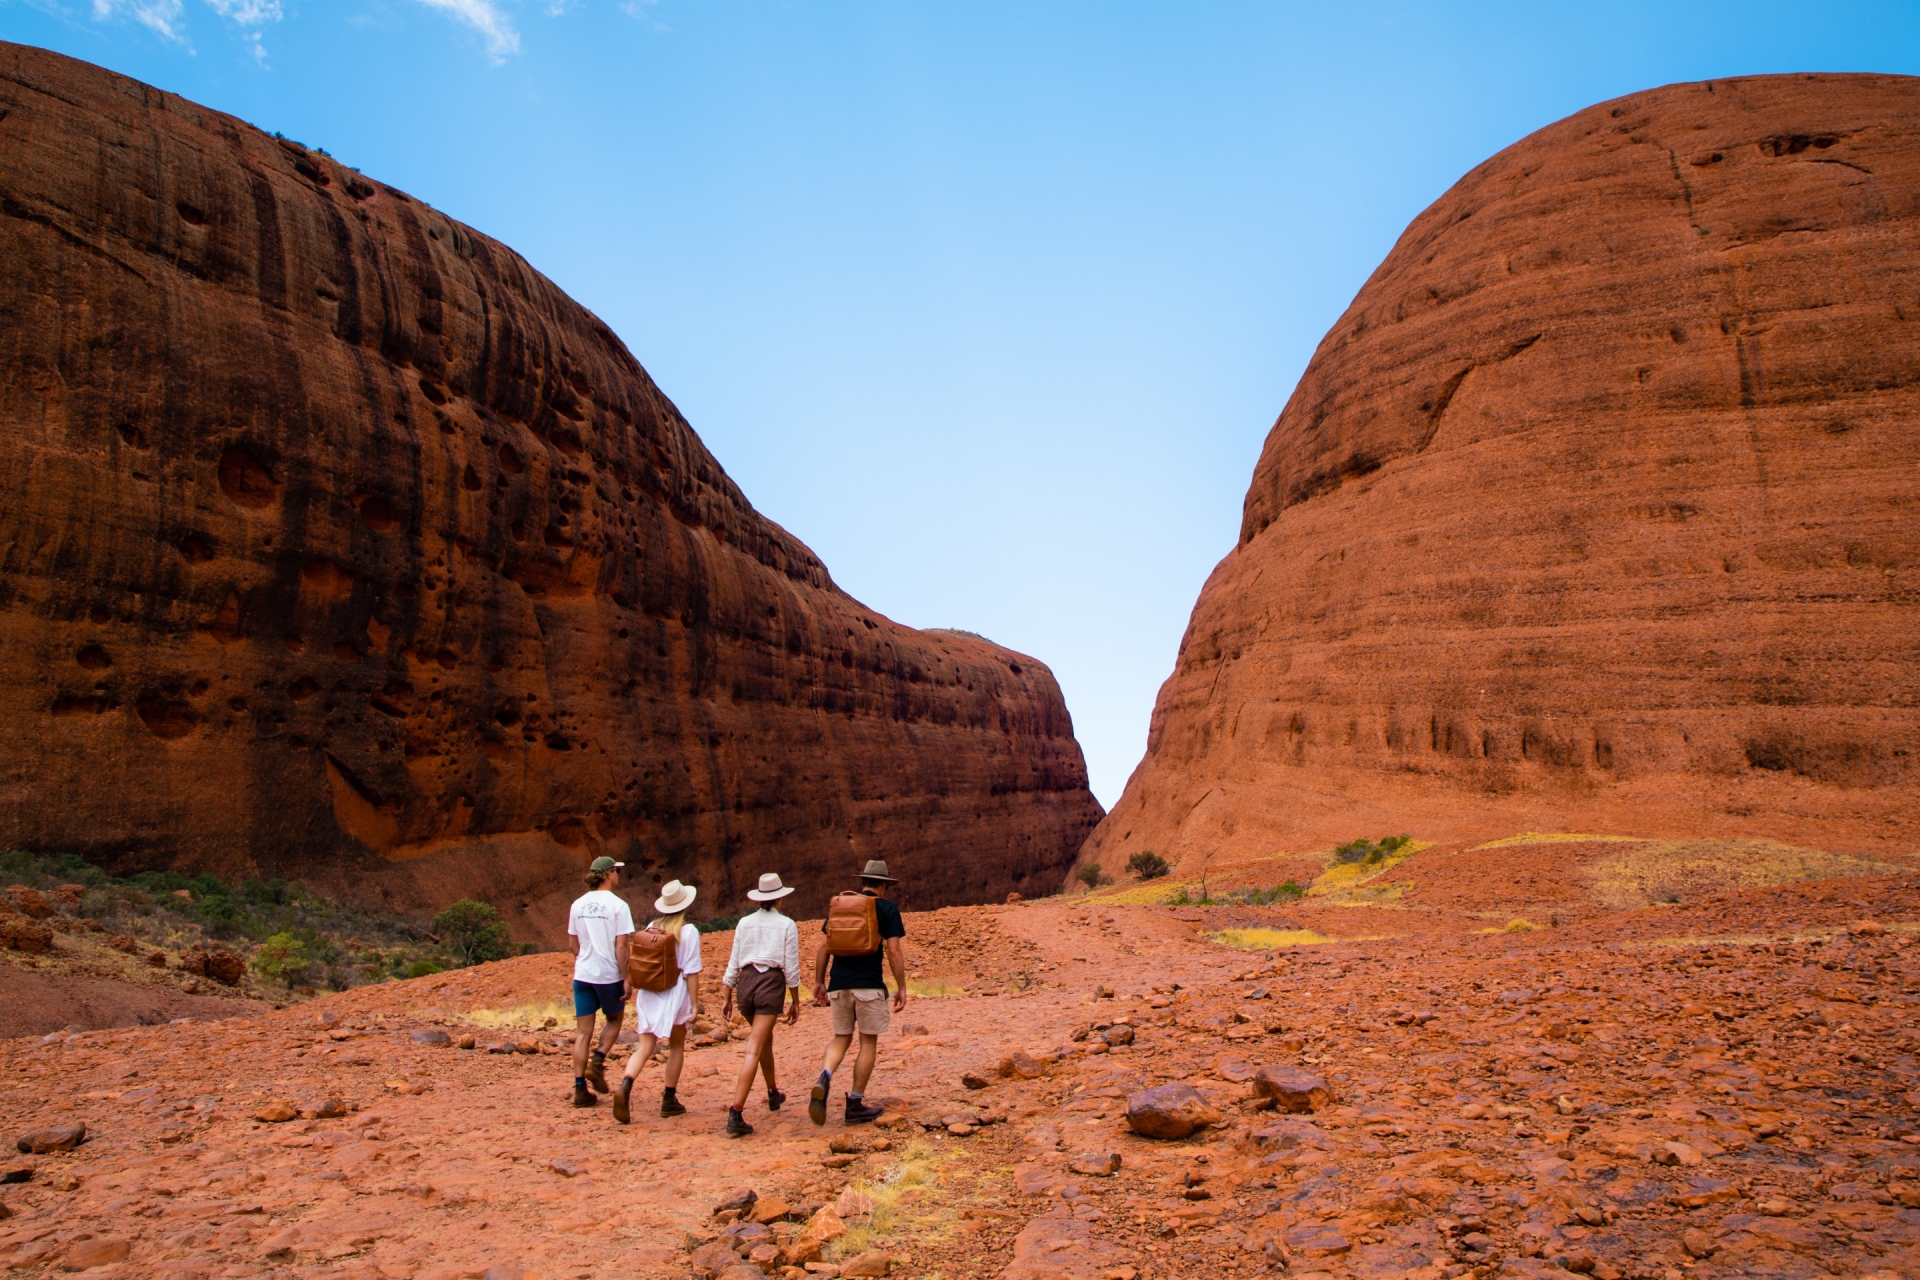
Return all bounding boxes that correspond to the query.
[91,0,281,58]
[414,0,522,62]
[92,0,186,41]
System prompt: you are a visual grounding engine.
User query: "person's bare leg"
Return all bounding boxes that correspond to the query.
[821,1033,853,1075]
[731,1014,778,1110]
[664,1024,688,1089]
[850,1032,879,1095]
[758,1028,779,1095]
[597,1009,623,1058]
[620,1032,659,1083]
[572,1013,598,1080]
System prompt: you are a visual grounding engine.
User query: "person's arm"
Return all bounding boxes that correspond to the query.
[720,921,741,1020]
[615,932,632,999]
[812,930,831,1007]
[783,919,802,1024]
[686,970,702,1017]
[886,935,908,1011]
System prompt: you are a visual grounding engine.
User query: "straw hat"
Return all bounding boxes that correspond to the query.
[654,880,697,915]
[746,872,795,901]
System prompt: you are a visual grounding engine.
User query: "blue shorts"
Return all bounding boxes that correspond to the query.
[573,980,625,1018]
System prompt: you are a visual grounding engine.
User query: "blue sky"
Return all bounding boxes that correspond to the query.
[7,2,1920,806]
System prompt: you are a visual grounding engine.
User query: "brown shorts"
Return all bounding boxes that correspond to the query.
[735,964,789,1020]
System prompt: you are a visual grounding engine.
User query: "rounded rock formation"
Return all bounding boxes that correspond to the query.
[1086,74,1919,875]
[0,44,1103,936]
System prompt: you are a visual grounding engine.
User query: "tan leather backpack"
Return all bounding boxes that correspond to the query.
[627,922,682,992]
[824,892,880,956]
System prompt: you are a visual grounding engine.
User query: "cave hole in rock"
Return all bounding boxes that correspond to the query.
[217,446,280,509]
[75,645,111,670]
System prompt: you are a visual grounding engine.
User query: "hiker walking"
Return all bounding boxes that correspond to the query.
[567,856,634,1107]
[612,879,703,1124]
[719,873,802,1137]
[809,859,908,1126]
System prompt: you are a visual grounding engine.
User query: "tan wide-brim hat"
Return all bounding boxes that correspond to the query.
[746,872,795,901]
[655,880,697,915]
[860,859,898,883]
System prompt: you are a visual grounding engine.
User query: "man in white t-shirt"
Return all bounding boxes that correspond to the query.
[567,856,635,1108]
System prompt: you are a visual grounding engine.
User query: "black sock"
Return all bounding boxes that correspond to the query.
[575,1076,587,1088]
[663,1086,676,1097]
[591,1049,605,1063]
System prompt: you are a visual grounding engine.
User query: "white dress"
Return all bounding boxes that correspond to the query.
[630,924,703,1039]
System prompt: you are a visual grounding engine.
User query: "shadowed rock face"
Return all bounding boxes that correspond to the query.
[0,44,1102,938]
[1086,74,1920,875]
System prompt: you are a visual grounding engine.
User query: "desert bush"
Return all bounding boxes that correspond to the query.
[252,932,312,988]
[1332,835,1413,866]
[1075,863,1104,889]
[433,898,515,966]
[1126,851,1170,881]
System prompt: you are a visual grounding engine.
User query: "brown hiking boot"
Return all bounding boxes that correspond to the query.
[660,1088,687,1117]
[572,1081,597,1108]
[766,1088,786,1112]
[585,1054,610,1093]
[612,1077,632,1124]
[845,1097,884,1125]
[726,1108,754,1138]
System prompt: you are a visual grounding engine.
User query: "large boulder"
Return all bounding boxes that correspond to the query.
[0,44,1102,932]
[1082,74,1920,871]
[1124,1083,1222,1139]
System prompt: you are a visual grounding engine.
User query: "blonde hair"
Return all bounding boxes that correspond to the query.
[656,910,688,940]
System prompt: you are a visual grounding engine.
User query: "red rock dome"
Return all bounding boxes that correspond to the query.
[0,43,1102,936]
[1085,74,1920,875]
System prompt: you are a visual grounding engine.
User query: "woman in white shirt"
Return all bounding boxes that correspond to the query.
[612,879,703,1124]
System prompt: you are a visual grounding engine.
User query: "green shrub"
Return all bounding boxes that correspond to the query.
[1332,835,1413,866]
[252,932,312,988]
[1074,863,1104,889]
[432,899,515,966]
[1126,851,1170,881]
[697,914,743,934]
[404,958,447,978]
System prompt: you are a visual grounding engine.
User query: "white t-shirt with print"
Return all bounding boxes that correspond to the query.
[568,889,635,985]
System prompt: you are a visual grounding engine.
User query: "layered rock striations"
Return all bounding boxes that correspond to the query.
[0,44,1102,935]
[1086,74,1920,875]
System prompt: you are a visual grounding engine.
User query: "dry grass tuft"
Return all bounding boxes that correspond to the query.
[1474,831,1645,850]
[1209,927,1336,949]
[463,999,572,1029]
[1583,839,1904,910]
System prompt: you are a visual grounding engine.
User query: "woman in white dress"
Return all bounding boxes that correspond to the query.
[612,879,703,1124]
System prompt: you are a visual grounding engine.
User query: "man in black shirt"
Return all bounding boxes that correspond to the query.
[808,859,907,1125]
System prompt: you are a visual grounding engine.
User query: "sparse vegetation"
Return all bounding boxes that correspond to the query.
[1209,927,1334,949]
[697,913,744,934]
[1332,835,1413,866]
[0,848,527,990]
[1074,862,1107,890]
[1127,850,1170,880]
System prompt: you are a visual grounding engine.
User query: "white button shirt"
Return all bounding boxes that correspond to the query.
[722,906,802,990]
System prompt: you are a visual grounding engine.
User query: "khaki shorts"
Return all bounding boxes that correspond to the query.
[829,988,890,1037]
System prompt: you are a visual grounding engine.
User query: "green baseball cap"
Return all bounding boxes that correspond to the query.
[590,856,624,872]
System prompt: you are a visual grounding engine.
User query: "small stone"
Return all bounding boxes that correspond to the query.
[1252,1065,1332,1113]
[252,1101,298,1123]
[296,1096,346,1119]
[1654,1141,1703,1166]
[946,1123,977,1137]
[514,1039,539,1054]
[44,1170,79,1192]
[5,887,53,919]
[805,1206,846,1243]
[1682,1228,1717,1258]
[487,1040,515,1054]
[1125,1083,1223,1140]
[716,1187,759,1214]
[749,1197,792,1224]
[840,1251,891,1278]
[834,1188,873,1218]
[109,934,138,953]
[820,1154,856,1169]
[1068,1151,1121,1177]
[1,1166,30,1184]
[549,1157,585,1177]
[409,1028,453,1047]
[1004,1050,1051,1079]
[457,1034,476,1049]
[15,1124,85,1154]
[1101,1024,1134,1046]
[960,1069,992,1090]
[148,951,168,967]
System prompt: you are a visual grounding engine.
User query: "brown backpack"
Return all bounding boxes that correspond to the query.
[627,923,681,993]
[824,892,881,957]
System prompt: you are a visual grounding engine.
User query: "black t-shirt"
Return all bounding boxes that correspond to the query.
[822,891,906,993]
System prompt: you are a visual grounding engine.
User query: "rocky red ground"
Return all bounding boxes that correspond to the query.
[3,841,1917,1280]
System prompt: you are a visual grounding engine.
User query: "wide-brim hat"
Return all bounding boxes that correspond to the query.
[655,880,697,915]
[860,859,898,883]
[746,873,795,901]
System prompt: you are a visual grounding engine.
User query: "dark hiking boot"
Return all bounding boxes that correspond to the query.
[845,1097,885,1125]
[572,1081,598,1108]
[726,1108,754,1138]
[808,1070,831,1126]
[766,1088,787,1112]
[612,1077,633,1124]
[585,1054,611,1094]
[661,1088,687,1117]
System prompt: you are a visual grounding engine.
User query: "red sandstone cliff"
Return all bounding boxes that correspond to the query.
[1084,74,1920,877]
[0,44,1103,938]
